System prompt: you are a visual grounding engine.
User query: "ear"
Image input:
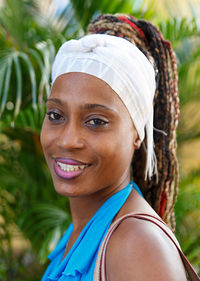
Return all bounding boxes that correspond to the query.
[133,134,141,150]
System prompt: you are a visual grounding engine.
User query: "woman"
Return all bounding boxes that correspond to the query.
[40,14,199,281]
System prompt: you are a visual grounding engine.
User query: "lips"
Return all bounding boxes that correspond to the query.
[54,158,89,165]
[54,158,90,180]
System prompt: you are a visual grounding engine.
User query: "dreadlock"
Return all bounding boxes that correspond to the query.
[87,14,180,230]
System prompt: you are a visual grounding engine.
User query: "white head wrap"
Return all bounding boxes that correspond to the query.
[51,34,157,179]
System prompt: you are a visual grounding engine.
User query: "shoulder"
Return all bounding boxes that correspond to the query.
[106,216,187,281]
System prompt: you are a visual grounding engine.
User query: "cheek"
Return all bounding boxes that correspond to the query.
[115,122,136,157]
[94,127,135,175]
[113,135,134,167]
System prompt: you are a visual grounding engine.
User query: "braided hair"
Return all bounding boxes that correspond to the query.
[87,14,179,230]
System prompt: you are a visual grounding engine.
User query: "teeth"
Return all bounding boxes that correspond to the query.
[57,162,88,172]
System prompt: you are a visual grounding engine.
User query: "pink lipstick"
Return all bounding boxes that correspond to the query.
[54,158,89,180]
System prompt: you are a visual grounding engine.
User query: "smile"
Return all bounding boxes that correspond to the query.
[54,159,90,180]
[57,161,89,172]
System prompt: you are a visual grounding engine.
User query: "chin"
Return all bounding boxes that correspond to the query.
[53,181,89,198]
[54,184,78,197]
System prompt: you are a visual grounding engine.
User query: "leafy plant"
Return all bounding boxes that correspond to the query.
[0,0,200,279]
[175,171,200,274]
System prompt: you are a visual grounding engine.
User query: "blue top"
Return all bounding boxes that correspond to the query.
[41,182,143,281]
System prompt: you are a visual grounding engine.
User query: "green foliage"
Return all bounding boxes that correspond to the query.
[175,171,200,273]
[158,17,200,106]
[0,0,200,279]
[71,0,136,30]
[0,121,70,279]
[0,0,75,119]
[0,41,56,118]
[20,203,71,263]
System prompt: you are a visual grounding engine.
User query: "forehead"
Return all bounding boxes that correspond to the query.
[50,72,126,110]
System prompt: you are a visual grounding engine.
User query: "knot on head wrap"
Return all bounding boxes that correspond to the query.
[51,34,157,179]
[59,35,107,53]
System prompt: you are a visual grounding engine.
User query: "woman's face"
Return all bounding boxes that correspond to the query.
[40,72,140,197]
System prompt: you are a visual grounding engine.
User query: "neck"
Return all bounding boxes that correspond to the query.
[69,176,130,233]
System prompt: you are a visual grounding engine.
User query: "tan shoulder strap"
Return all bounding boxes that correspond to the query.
[93,213,200,281]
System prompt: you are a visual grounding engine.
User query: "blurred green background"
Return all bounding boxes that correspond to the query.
[0,0,200,280]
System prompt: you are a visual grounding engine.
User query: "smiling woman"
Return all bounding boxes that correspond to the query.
[41,72,139,198]
[40,14,200,281]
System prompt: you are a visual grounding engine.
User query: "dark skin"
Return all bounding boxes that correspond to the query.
[40,72,187,280]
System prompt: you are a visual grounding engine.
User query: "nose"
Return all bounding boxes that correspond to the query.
[57,121,85,151]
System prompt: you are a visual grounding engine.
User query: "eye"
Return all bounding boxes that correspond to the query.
[86,118,108,128]
[47,111,64,122]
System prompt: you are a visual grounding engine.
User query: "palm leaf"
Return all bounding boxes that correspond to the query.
[159,17,199,45]
[0,56,12,115]
[0,51,38,117]
[35,39,55,101]
[0,62,7,100]
[70,0,140,31]
[175,171,200,273]
[13,55,22,117]
[28,48,48,105]
[19,203,71,262]
[19,52,37,108]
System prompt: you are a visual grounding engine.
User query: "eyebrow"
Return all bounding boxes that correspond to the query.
[47,98,115,112]
[82,103,114,112]
[46,98,62,105]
